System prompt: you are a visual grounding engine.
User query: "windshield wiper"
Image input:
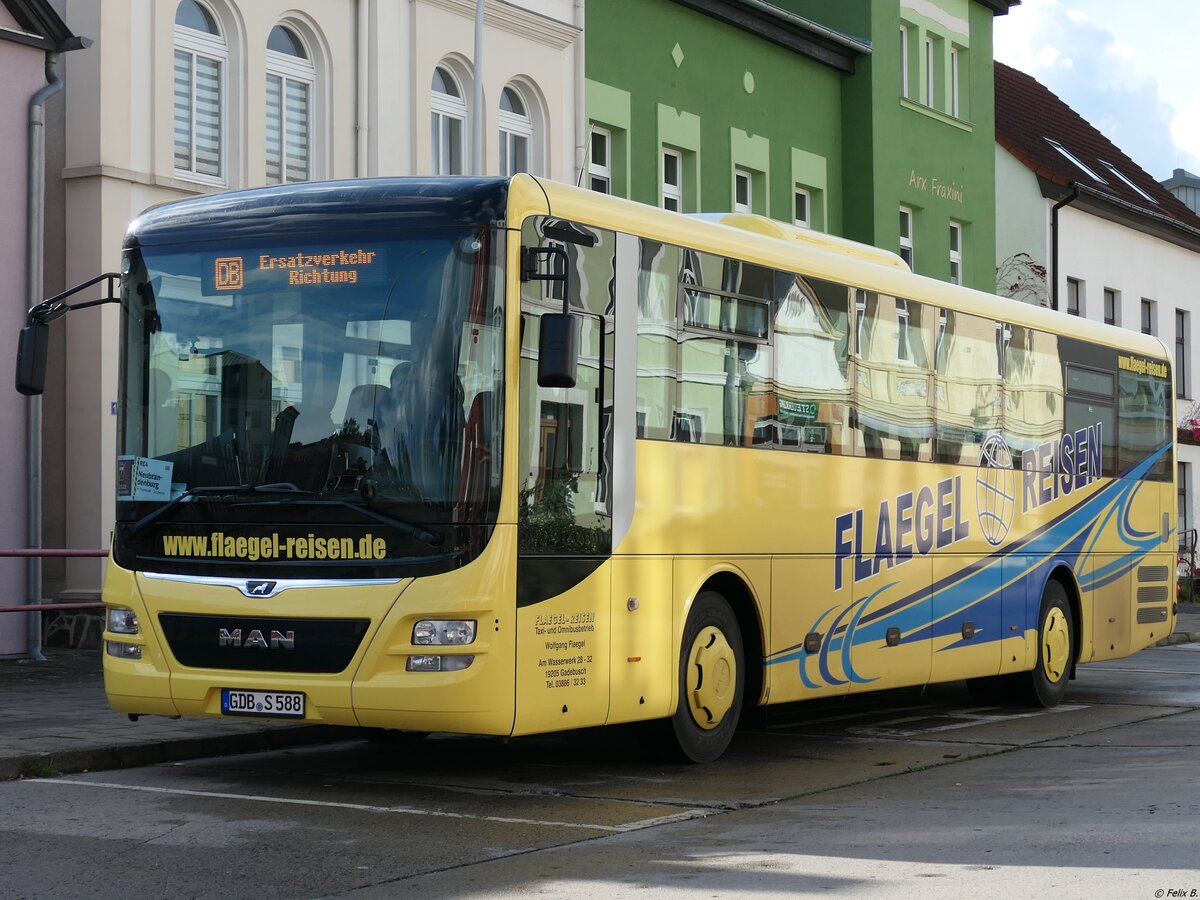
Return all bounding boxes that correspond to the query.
[127,483,313,537]
[246,497,444,549]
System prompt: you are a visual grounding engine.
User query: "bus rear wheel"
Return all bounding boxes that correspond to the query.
[1017,580,1075,707]
[664,591,744,764]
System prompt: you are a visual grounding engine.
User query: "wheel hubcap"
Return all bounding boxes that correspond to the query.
[1041,608,1070,683]
[686,625,736,730]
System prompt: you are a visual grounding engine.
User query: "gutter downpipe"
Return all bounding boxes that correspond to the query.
[356,0,370,176]
[472,0,484,176]
[1050,185,1079,312]
[26,52,63,662]
[575,0,585,185]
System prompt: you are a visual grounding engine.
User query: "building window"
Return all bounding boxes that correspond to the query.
[1177,309,1189,398]
[499,86,532,177]
[174,0,226,182]
[1066,278,1082,316]
[589,126,611,194]
[1100,162,1157,203]
[431,66,467,175]
[899,206,913,267]
[900,25,911,99]
[950,47,961,117]
[265,25,313,184]
[662,148,682,211]
[924,36,935,107]
[948,221,962,284]
[1045,138,1107,184]
[1142,298,1156,335]
[794,187,811,228]
[734,168,752,213]
[1104,288,1118,326]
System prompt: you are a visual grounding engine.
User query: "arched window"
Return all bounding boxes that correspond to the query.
[174,0,226,182]
[431,66,466,175]
[265,24,314,184]
[498,86,532,176]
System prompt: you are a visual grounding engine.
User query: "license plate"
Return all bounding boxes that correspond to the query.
[221,688,305,719]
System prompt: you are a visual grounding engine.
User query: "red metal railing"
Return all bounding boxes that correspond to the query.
[0,548,108,614]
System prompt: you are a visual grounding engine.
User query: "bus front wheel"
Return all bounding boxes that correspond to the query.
[1018,580,1075,708]
[665,591,744,764]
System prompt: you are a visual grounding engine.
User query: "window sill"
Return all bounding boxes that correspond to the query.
[900,98,974,133]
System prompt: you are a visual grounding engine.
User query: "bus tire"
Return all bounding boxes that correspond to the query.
[1018,580,1075,707]
[665,591,744,764]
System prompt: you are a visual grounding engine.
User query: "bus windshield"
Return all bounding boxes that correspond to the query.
[114,227,504,577]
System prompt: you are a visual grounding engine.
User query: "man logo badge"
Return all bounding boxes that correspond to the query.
[218,628,295,649]
[246,580,278,596]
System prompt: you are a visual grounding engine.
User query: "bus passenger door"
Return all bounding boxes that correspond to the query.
[513,218,616,736]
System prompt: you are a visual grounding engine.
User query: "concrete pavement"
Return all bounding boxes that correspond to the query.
[2,604,1198,782]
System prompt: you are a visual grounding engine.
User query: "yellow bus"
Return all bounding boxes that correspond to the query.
[19,175,1177,762]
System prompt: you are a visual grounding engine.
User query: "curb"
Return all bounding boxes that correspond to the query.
[0,724,350,782]
[1157,631,1200,648]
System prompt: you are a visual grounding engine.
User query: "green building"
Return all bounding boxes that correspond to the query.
[585,0,1019,291]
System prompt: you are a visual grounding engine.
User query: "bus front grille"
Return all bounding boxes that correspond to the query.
[158,613,370,673]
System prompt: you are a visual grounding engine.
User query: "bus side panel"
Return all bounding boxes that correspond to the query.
[847,556,933,695]
[768,557,851,703]
[608,556,674,724]
[1000,555,1033,675]
[513,563,611,736]
[1088,554,1131,662]
[102,559,181,717]
[929,553,1003,684]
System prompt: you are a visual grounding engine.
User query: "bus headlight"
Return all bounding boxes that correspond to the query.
[107,606,140,635]
[412,619,476,645]
[407,654,474,672]
[106,641,142,660]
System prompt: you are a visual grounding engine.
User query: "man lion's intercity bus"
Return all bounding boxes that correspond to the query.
[17,176,1178,762]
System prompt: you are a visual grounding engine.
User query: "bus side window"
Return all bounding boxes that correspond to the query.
[1004,326,1062,470]
[635,239,679,441]
[773,274,851,455]
[854,292,934,461]
[935,309,1002,465]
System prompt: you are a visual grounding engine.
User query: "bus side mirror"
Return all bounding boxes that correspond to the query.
[537,312,579,388]
[15,323,49,396]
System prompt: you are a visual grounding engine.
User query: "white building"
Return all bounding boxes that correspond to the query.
[40,0,582,604]
[994,62,1200,548]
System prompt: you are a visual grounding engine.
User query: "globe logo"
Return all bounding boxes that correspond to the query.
[976,433,1015,546]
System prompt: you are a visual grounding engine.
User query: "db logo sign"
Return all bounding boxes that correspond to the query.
[215,256,244,290]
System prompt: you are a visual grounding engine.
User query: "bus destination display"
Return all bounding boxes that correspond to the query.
[204,245,386,294]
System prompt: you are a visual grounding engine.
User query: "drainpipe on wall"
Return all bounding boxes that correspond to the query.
[25,34,90,661]
[356,0,370,176]
[472,0,484,175]
[574,0,585,185]
[25,51,64,662]
[1050,185,1080,312]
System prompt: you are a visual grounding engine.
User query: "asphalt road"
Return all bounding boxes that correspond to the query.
[3,645,1200,900]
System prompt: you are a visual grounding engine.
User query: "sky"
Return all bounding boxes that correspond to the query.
[993,0,1200,181]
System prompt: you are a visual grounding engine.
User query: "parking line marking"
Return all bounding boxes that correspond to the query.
[35,779,708,833]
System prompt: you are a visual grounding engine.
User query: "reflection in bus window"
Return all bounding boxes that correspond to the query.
[636,239,679,440]
[935,309,1002,465]
[1004,326,1063,468]
[772,274,850,454]
[854,291,933,461]
[1119,371,1170,478]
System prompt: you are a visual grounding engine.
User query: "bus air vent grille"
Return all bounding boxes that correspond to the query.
[1136,586,1169,604]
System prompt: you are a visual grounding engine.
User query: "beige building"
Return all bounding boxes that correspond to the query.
[43,0,582,602]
